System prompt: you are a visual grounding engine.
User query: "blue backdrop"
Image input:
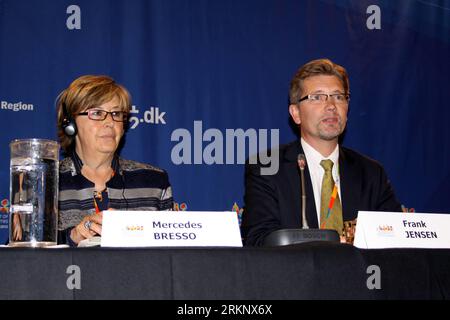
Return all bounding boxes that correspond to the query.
[1,0,450,243]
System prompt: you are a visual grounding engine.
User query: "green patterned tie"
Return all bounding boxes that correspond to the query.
[320,160,343,235]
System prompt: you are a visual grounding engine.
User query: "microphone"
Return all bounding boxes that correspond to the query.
[262,153,340,246]
[297,154,309,229]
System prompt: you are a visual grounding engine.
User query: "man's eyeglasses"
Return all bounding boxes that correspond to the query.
[298,93,350,104]
[77,109,128,122]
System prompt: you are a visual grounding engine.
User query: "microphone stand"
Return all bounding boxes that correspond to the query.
[263,154,340,246]
[299,154,309,229]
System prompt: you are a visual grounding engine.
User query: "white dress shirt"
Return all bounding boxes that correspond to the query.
[300,138,341,225]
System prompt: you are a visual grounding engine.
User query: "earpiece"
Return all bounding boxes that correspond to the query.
[62,102,77,136]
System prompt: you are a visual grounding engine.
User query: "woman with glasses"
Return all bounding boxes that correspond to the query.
[56,75,173,246]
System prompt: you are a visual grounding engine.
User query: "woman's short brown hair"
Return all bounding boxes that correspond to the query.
[289,58,350,104]
[56,75,131,153]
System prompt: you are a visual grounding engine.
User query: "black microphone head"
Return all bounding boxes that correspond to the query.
[297,153,306,170]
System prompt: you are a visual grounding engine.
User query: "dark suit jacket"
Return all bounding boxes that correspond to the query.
[241,140,402,246]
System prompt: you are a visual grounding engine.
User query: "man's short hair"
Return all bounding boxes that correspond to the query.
[289,58,350,104]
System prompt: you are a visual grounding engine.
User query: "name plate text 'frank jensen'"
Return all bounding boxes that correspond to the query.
[101,211,242,247]
[354,211,450,249]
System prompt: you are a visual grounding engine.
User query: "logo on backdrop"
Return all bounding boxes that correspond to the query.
[401,205,415,213]
[170,121,280,175]
[173,202,188,211]
[128,105,167,130]
[172,201,242,226]
[0,199,9,230]
[1,100,34,112]
[231,202,243,226]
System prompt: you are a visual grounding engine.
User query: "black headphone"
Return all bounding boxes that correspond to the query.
[62,102,77,136]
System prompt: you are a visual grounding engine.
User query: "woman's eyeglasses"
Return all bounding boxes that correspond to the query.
[77,109,127,122]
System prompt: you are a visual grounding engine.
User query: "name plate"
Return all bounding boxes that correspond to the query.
[354,211,450,249]
[101,211,242,247]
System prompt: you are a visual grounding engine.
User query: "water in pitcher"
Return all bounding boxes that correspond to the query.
[9,157,58,247]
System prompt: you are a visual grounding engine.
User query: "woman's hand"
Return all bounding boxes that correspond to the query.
[70,212,103,245]
[12,214,23,241]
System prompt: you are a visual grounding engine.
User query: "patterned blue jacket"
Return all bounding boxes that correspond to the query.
[58,151,173,245]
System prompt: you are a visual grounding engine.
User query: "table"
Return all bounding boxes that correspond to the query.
[0,242,449,300]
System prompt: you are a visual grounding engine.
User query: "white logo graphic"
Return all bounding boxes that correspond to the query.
[366,5,381,30]
[1,101,34,112]
[66,5,81,30]
[128,105,167,129]
[171,121,280,175]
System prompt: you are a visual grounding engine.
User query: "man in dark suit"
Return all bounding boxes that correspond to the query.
[242,59,402,246]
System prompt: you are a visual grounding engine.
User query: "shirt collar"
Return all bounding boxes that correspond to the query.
[300,138,339,169]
